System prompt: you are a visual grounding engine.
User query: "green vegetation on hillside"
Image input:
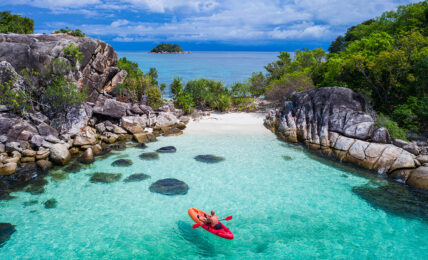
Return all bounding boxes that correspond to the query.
[249,0,428,136]
[53,27,86,37]
[116,57,163,109]
[0,49,87,115]
[151,43,184,53]
[0,11,33,34]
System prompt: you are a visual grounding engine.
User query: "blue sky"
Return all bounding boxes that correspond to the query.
[1,0,420,51]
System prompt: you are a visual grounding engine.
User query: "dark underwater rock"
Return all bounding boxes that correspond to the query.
[44,198,57,209]
[156,146,177,153]
[111,159,133,167]
[282,155,293,161]
[23,200,38,207]
[50,171,67,182]
[135,143,147,149]
[90,172,122,183]
[139,152,159,160]
[63,161,82,173]
[23,178,48,195]
[123,173,151,183]
[149,178,189,195]
[110,142,126,151]
[0,223,16,248]
[194,155,225,164]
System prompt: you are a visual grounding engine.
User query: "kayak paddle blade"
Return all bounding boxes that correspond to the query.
[224,216,232,221]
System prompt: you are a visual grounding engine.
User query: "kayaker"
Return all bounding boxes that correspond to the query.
[199,210,222,230]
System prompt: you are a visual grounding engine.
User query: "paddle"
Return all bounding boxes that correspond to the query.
[192,216,232,229]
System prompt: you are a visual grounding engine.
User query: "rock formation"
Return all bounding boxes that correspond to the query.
[0,33,191,193]
[265,87,428,190]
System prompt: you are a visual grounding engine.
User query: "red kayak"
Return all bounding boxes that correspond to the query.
[188,208,234,240]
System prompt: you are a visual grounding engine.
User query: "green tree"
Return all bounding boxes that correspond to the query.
[0,11,33,34]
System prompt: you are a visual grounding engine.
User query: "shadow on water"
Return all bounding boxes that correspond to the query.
[299,147,428,222]
[352,183,428,222]
[175,220,216,257]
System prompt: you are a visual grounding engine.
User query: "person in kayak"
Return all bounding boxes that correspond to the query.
[199,210,222,230]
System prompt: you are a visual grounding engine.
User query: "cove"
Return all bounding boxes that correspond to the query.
[0,113,427,259]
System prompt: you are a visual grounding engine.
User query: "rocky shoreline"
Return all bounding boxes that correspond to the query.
[264,87,428,190]
[0,33,210,199]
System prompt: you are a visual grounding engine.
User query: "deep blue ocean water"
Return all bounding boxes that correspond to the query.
[117,51,279,87]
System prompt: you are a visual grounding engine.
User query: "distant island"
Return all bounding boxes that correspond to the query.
[150,43,190,53]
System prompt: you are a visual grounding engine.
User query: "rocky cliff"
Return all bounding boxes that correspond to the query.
[0,34,192,197]
[265,87,428,190]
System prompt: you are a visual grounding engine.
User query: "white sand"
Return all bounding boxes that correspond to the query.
[184,112,269,136]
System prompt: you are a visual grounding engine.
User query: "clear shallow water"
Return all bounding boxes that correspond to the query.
[117,51,278,88]
[1,115,428,259]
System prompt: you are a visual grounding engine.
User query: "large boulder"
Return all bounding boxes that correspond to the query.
[407,166,428,190]
[0,33,125,94]
[155,112,179,128]
[0,162,17,175]
[73,126,97,146]
[121,116,148,134]
[49,143,71,165]
[0,114,38,142]
[93,98,129,119]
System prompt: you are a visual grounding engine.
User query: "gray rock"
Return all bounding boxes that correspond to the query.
[393,139,409,148]
[30,135,45,147]
[371,127,392,144]
[155,112,178,127]
[121,116,148,134]
[37,122,59,137]
[0,33,124,94]
[95,122,106,133]
[93,98,129,119]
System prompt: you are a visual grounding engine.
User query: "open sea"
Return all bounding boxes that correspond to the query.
[117,51,279,88]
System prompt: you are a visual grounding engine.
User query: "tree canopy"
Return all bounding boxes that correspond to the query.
[0,11,34,34]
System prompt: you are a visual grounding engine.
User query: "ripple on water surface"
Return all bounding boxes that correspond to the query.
[0,115,428,259]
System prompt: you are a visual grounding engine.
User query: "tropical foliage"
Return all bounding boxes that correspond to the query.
[0,11,33,34]
[116,57,163,109]
[53,27,86,37]
[250,0,428,135]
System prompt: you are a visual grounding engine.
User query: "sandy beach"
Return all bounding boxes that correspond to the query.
[183,112,269,136]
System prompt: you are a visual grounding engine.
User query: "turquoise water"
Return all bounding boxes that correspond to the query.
[117,51,278,87]
[1,114,428,259]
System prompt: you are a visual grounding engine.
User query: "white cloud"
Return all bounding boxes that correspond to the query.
[111,19,130,27]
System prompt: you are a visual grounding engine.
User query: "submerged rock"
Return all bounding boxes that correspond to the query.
[109,142,126,151]
[50,171,67,182]
[149,178,189,195]
[23,178,48,195]
[79,148,94,164]
[135,143,148,149]
[156,146,177,153]
[44,199,57,209]
[139,152,159,160]
[90,172,122,183]
[0,223,16,248]
[111,159,133,167]
[282,155,293,161]
[194,155,225,164]
[123,173,151,183]
[63,161,83,173]
[23,200,38,207]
